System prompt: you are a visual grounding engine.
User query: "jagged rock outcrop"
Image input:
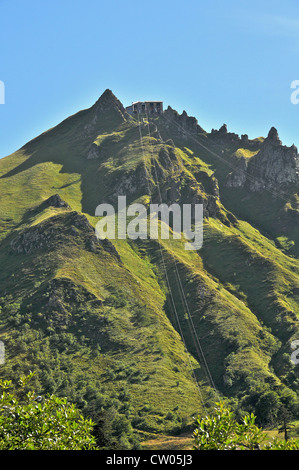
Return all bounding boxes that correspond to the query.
[163,106,206,136]
[10,210,121,261]
[210,123,241,145]
[44,193,70,208]
[108,164,150,203]
[226,127,299,191]
[210,124,263,150]
[240,134,261,149]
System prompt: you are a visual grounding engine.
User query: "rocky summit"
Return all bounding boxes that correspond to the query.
[226,127,299,191]
[0,89,298,446]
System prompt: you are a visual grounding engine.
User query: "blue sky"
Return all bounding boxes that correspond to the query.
[1,0,299,158]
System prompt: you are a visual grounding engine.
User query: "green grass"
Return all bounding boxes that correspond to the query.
[233,148,259,159]
[0,97,298,443]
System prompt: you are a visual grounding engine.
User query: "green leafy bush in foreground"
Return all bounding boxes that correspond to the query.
[0,373,96,450]
[193,402,299,450]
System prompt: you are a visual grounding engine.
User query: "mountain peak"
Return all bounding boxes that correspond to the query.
[266,126,281,145]
[79,89,129,138]
[94,88,126,113]
[97,88,117,102]
[218,123,228,134]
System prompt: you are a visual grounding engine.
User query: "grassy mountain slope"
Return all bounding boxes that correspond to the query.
[0,90,298,442]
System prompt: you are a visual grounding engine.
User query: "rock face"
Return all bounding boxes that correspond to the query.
[226,156,248,188]
[44,194,70,208]
[10,210,121,261]
[87,143,101,160]
[226,128,299,191]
